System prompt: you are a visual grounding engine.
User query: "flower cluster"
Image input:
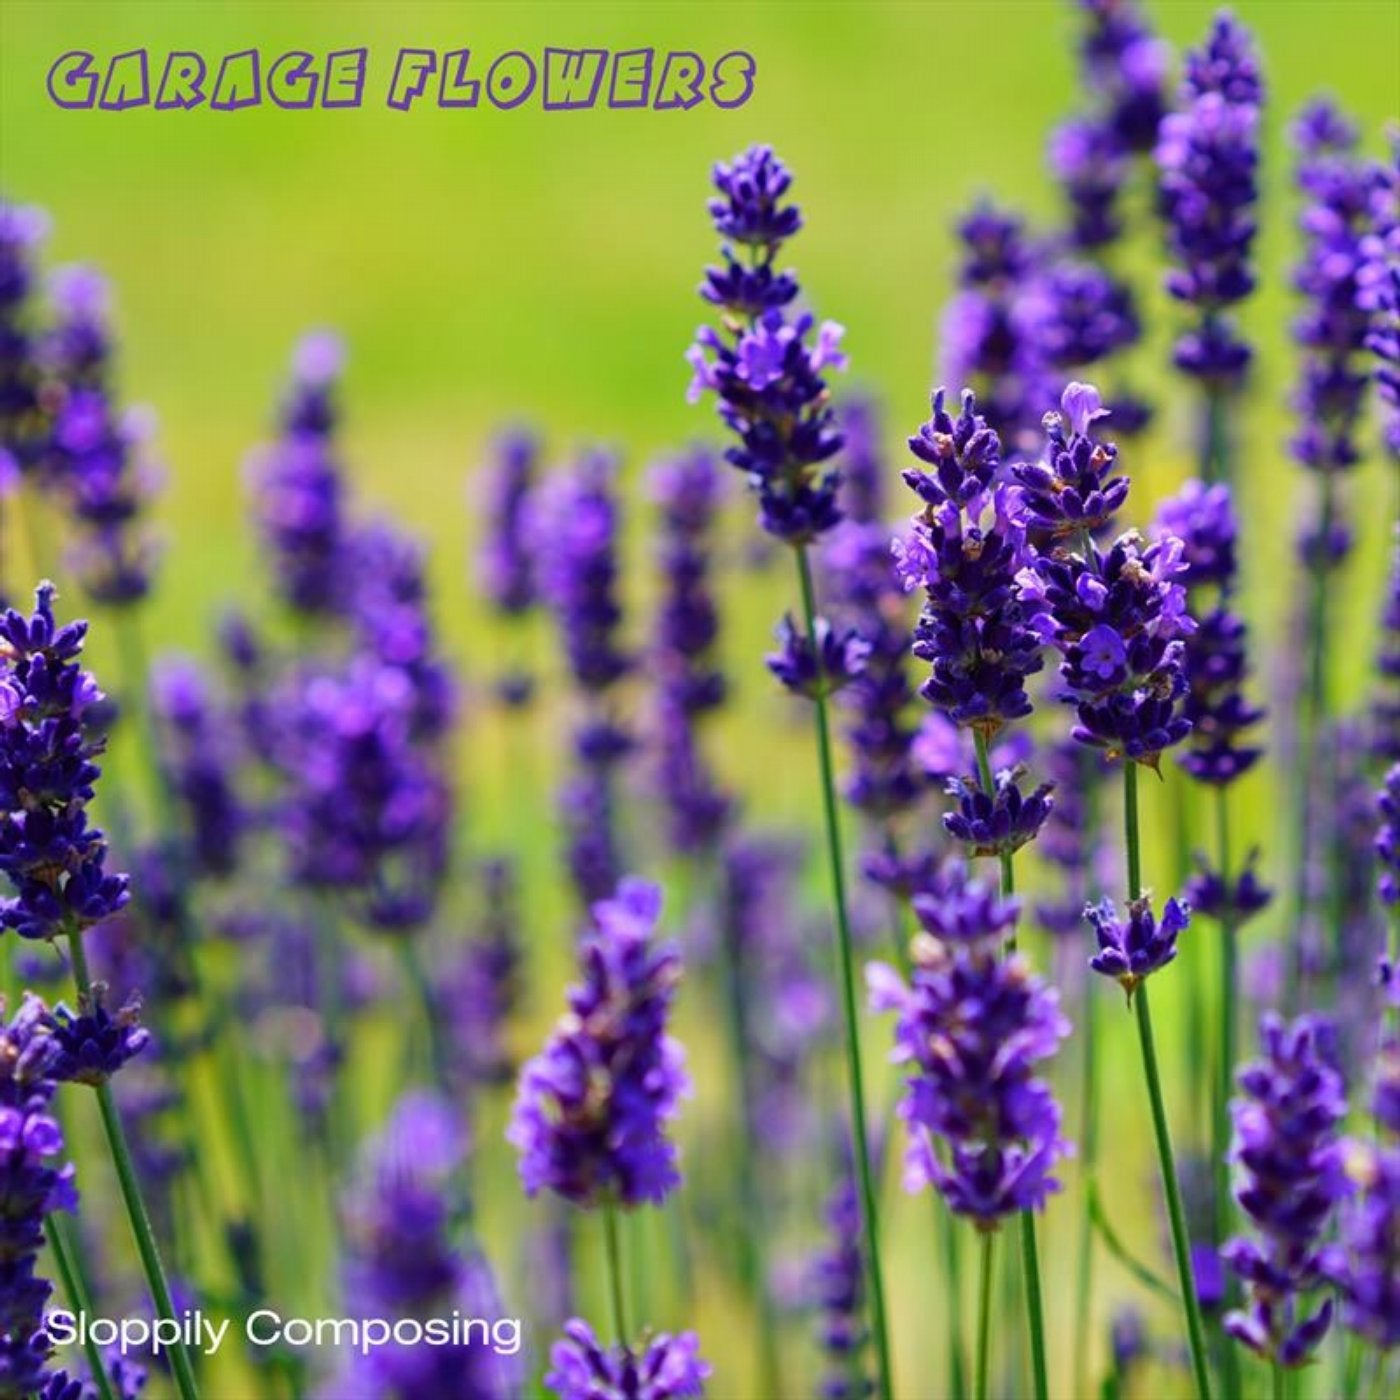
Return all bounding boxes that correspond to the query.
[510,879,688,1209]
[1223,1013,1348,1367]
[689,144,847,544]
[545,1319,710,1400]
[869,865,1070,1226]
[39,267,161,604]
[1086,895,1189,1001]
[0,995,77,1398]
[0,584,129,940]
[1156,12,1263,385]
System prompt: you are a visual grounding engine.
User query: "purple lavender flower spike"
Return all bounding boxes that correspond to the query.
[0,201,48,478]
[477,425,542,617]
[1156,13,1262,387]
[1223,1013,1348,1368]
[545,1319,710,1400]
[691,145,846,544]
[767,613,869,700]
[0,995,78,1398]
[510,878,689,1210]
[248,334,351,616]
[329,1090,522,1399]
[1075,0,1169,155]
[0,583,129,940]
[869,865,1070,1227]
[897,393,1046,736]
[809,1167,873,1400]
[1086,896,1190,1002]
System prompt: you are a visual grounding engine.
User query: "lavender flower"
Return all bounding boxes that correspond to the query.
[868,867,1070,1226]
[809,1168,872,1400]
[510,878,688,1209]
[149,656,245,880]
[940,206,1049,446]
[1223,1013,1348,1367]
[0,995,77,1398]
[1075,0,1170,155]
[1155,480,1264,786]
[1156,14,1263,385]
[1086,896,1190,1001]
[896,390,1045,734]
[477,425,542,616]
[1290,100,1375,488]
[43,987,148,1085]
[767,614,869,699]
[0,202,47,477]
[1328,1140,1399,1350]
[0,583,129,940]
[330,1091,521,1399]
[40,269,161,604]
[545,1319,709,1400]
[690,145,847,544]
[247,333,350,616]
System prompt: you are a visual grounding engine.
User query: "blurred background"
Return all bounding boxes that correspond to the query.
[2,1,1398,1396]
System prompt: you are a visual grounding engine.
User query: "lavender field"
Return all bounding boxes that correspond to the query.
[1,1,1398,1398]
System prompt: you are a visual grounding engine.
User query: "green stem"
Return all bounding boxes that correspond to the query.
[46,1214,118,1400]
[602,1203,629,1347]
[1213,787,1243,1400]
[1123,765,1212,1400]
[972,731,1046,1399]
[67,929,202,1400]
[974,1231,994,1400]
[795,544,895,1400]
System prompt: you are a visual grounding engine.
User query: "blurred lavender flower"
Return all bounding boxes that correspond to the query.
[329,1090,521,1399]
[809,1166,872,1400]
[0,583,129,940]
[868,866,1070,1226]
[0,201,48,476]
[1223,1013,1347,1367]
[767,614,868,699]
[649,447,733,856]
[510,879,688,1209]
[940,206,1049,448]
[690,144,847,544]
[545,1319,709,1400]
[39,268,161,604]
[477,426,542,616]
[1074,0,1169,156]
[247,332,350,616]
[150,656,245,880]
[1156,13,1262,386]
[0,994,77,1398]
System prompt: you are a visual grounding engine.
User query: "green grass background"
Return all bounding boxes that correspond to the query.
[2,2,1399,1396]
